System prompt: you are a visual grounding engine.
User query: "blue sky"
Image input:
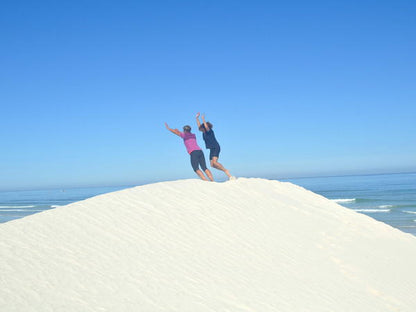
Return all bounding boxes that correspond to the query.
[1,0,415,190]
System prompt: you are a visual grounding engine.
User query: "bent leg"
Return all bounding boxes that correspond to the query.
[211,157,232,178]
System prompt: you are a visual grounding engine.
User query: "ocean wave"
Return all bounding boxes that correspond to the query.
[50,205,61,208]
[354,209,391,213]
[331,198,356,203]
[354,198,379,203]
[398,204,416,208]
[403,210,416,215]
[379,205,394,209]
[0,209,43,212]
[0,205,36,208]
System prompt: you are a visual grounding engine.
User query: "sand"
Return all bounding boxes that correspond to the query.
[1,178,416,311]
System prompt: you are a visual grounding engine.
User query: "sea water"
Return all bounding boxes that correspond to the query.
[1,173,416,236]
[283,172,416,236]
[0,185,128,224]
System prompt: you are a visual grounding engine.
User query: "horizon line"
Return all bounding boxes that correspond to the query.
[277,170,416,181]
[1,170,415,193]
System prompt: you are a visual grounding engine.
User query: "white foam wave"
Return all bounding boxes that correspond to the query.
[51,205,61,208]
[0,205,36,208]
[0,209,43,212]
[332,198,356,203]
[354,209,390,213]
[379,205,394,209]
[403,210,416,215]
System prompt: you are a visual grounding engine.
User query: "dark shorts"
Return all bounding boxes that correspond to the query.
[209,146,221,160]
[190,150,208,172]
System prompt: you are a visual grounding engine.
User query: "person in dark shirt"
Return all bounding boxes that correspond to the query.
[195,113,235,180]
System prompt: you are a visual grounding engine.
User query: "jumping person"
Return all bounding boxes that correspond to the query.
[195,113,234,180]
[165,122,214,181]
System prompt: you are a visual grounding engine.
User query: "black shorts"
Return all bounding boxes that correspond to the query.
[209,146,221,160]
[190,150,208,172]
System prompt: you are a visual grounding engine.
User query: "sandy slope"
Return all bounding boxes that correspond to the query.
[1,178,416,311]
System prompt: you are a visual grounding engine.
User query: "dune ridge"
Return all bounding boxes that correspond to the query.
[1,178,416,311]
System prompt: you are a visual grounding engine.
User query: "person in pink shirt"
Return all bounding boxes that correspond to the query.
[165,123,214,181]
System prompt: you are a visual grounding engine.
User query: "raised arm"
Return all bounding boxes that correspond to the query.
[195,112,201,128]
[165,122,181,137]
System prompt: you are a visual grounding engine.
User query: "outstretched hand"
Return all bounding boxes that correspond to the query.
[196,112,200,118]
[164,122,169,129]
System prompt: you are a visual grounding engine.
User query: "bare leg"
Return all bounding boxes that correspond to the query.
[204,169,214,181]
[195,169,208,180]
[210,157,232,178]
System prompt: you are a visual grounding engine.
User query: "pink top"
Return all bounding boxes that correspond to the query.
[180,132,201,154]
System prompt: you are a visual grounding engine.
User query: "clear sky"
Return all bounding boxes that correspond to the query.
[1,0,415,190]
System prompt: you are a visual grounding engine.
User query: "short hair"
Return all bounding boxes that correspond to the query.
[183,125,191,132]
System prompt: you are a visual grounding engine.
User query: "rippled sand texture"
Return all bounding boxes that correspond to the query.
[1,178,416,311]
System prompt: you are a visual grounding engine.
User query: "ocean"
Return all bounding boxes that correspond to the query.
[1,172,416,236]
[0,185,127,224]
[283,172,416,236]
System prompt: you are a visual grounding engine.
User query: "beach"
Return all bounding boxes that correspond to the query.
[1,178,416,311]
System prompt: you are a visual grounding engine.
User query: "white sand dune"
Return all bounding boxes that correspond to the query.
[1,178,416,311]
